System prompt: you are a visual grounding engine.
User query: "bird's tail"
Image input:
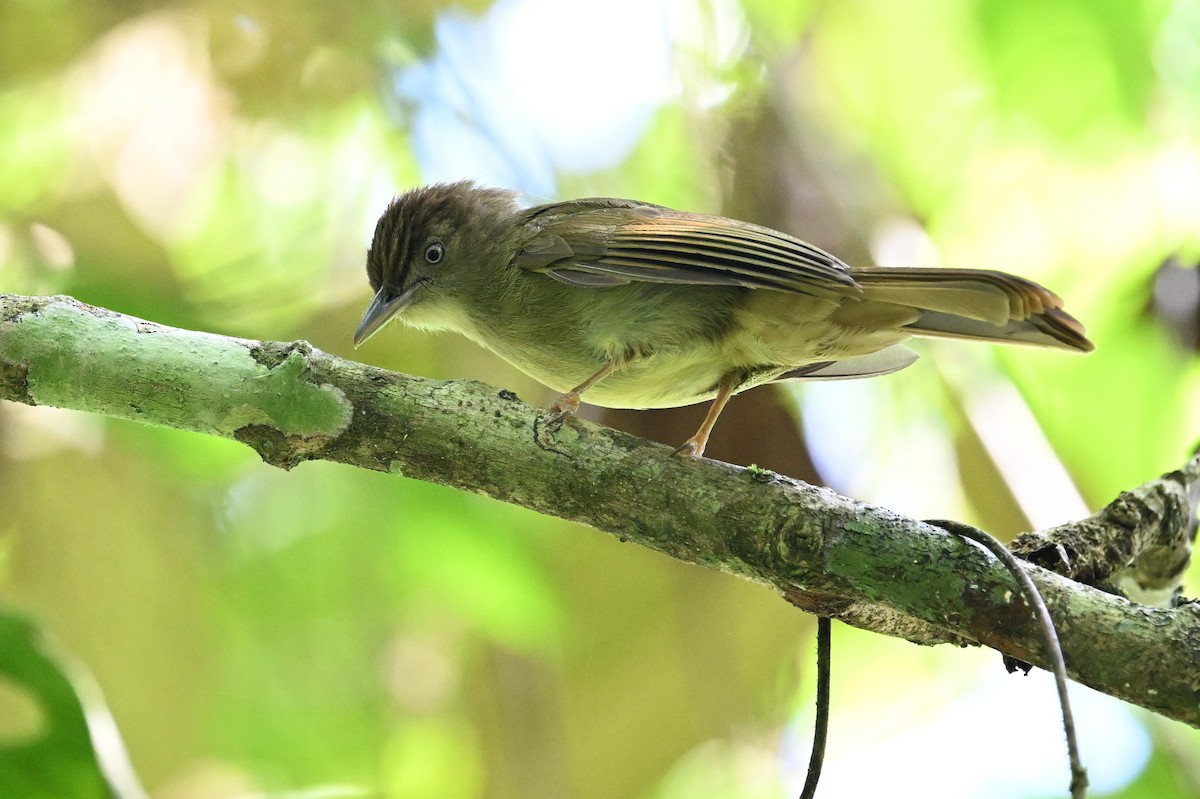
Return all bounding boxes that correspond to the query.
[852,267,1094,352]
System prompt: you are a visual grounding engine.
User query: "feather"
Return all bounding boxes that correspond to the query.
[515,198,856,297]
[775,345,920,380]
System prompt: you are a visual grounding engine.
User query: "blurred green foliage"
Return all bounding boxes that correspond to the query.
[0,609,139,798]
[1,1,1199,797]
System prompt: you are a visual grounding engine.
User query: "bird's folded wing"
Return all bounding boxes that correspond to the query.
[514,199,858,296]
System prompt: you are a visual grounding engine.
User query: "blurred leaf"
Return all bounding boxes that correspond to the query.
[0,608,145,799]
[0,0,114,80]
[0,83,73,213]
[564,103,722,212]
[170,103,416,336]
[107,418,257,482]
[1004,268,1196,499]
[975,0,1167,146]
[737,0,815,56]
[1157,0,1200,126]
[652,738,781,799]
[382,718,482,799]
[809,1,988,213]
[205,464,562,786]
[219,465,563,652]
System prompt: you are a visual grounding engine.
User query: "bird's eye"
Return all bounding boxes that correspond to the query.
[424,241,445,264]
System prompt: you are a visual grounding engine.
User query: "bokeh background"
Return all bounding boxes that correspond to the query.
[2,0,1200,797]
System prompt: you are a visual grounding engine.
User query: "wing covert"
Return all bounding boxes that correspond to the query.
[513,199,858,297]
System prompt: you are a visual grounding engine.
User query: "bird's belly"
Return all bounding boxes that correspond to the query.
[581,350,741,409]
[488,342,733,409]
[487,333,801,410]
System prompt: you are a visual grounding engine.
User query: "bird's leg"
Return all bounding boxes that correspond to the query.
[673,371,741,458]
[549,362,616,420]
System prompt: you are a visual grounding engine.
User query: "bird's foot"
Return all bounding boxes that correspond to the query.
[547,391,582,427]
[672,434,708,459]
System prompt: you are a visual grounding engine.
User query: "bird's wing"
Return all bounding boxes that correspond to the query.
[775,345,920,380]
[513,198,858,296]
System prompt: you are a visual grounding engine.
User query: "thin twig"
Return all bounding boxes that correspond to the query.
[928,520,1088,799]
[798,616,831,799]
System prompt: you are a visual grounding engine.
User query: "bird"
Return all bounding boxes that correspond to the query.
[355,181,1092,457]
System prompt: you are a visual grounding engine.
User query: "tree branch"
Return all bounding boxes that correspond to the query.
[2,294,1197,726]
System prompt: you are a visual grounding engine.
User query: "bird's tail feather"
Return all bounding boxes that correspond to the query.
[852,267,1093,352]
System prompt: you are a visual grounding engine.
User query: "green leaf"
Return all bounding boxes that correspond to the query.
[0,608,146,798]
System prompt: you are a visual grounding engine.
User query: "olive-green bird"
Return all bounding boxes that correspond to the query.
[355,182,1092,457]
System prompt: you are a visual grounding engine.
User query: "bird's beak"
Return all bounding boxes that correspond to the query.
[353,283,422,348]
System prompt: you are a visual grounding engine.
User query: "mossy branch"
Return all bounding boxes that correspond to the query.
[2,293,1197,726]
